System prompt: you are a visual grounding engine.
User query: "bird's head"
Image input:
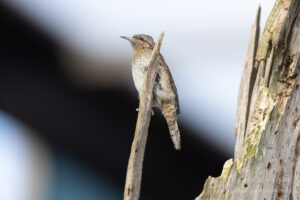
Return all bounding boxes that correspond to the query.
[121,34,155,50]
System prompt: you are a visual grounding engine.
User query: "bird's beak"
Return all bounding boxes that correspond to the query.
[120,36,134,41]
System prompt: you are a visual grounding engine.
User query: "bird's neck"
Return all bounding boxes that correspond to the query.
[132,47,152,64]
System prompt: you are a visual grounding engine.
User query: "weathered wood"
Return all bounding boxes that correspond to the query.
[235,5,261,159]
[124,32,164,200]
[196,1,300,199]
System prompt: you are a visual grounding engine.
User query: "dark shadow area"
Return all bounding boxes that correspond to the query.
[0,3,229,199]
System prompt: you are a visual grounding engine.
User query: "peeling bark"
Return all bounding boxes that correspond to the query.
[196,1,300,199]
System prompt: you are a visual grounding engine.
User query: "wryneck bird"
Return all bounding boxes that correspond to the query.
[121,34,181,150]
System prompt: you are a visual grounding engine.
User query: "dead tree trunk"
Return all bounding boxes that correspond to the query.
[196,1,300,199]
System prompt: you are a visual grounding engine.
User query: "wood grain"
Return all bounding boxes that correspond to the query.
[196,1,300,199]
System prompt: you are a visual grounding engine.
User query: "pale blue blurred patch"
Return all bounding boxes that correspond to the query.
[51,152,122,200]
[0,111,31,200]
[0,111,122,200]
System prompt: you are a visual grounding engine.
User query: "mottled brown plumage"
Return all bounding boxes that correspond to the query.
[121,34,181,150]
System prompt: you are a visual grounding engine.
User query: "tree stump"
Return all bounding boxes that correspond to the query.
[196,0,300,199]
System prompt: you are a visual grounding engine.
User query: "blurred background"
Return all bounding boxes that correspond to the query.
[0,0,274,200]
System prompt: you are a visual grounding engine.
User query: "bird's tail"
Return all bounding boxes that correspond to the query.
[161,103,181,150]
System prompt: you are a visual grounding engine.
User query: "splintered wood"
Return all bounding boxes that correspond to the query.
[196,1,300,199]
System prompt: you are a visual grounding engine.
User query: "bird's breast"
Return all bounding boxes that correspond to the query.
[131,53,176,104]
[132,56,150,94]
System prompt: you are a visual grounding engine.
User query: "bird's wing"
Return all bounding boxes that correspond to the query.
[158,54,181,114]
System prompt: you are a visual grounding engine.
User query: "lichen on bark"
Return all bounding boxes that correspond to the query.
[196,0,300,199]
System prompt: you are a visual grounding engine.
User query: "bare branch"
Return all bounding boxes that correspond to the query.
[124,32,164,200]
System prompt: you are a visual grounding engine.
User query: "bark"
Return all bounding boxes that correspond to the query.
[196,1,300,199]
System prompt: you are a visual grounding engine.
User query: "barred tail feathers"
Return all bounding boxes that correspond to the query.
[161,103,181,150]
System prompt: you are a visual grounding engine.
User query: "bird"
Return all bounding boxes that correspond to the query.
[121,34,181,150]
